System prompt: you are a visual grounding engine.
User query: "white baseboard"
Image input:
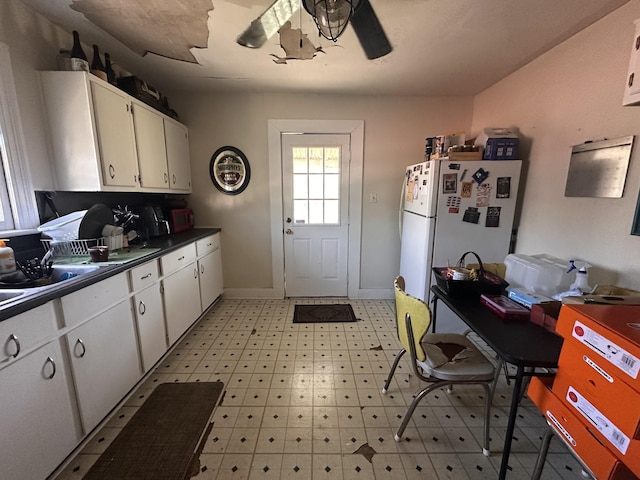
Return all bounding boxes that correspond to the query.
[222,288,394,300]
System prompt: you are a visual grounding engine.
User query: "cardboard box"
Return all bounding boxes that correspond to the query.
[527,377,638,480]
[556,305,640,393]
[475,128,519,160]
[554,344,640,439]
[529,301,562,333]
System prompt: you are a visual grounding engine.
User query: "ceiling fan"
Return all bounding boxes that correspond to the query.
[237,0,392,60]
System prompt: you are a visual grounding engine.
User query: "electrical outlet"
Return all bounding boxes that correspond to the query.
[369,193,377,203]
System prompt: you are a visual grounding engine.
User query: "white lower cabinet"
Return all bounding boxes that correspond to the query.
[0,339,78,480]
[163,262,201,345]
[196,233,223,312]
[66,300,141,433]
[133,283,167,372]
[198,249,223,311]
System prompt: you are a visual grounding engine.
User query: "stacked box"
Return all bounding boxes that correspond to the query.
[547,305,640,477]
[528,377,638,480]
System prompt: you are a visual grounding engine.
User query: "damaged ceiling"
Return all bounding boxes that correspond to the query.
[17,0,631,96]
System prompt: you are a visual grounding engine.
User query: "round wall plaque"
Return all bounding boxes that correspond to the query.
[209,146,251,195]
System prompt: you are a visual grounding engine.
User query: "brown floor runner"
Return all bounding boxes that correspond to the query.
[293,304,357,323]
[84,382,224,480]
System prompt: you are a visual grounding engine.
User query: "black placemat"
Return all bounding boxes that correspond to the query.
[84,382,223,480]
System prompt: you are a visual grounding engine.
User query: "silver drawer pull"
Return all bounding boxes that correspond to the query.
[44,356,56,379]
[139,300,146,315]
[200,264,205,274]
[75,338,86,358]
[140,273,152,280]
[194,268,198,278]
[8,333,20,358]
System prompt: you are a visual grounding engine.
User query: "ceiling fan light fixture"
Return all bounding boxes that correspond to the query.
[304,0,357,42]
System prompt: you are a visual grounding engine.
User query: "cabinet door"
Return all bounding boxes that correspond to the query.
[165,119,192,192]
[163,262,201,345]
[198,248,223,311]
[132,101,169,189]
[0,340,78,480]
[67,300,141,433]
[133,283,167,372]
[91,82,138,188]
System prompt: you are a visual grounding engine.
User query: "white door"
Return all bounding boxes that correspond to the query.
[282,134,350,297]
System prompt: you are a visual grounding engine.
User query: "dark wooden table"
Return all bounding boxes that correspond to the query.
[430,286,563,480]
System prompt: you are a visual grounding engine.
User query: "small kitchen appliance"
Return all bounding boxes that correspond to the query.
[135,205,169,239]
[167,208,194,233]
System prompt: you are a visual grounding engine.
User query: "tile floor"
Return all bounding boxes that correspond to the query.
[53,298,589,480]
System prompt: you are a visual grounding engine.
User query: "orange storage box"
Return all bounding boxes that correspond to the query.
[528,376,638,480]
[556,305,640,393]
[554,343,640,439]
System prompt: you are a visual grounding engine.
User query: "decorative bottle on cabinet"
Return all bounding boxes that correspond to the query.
[104,52,117,85]
[70,30,89,72]
[90,45,107,81]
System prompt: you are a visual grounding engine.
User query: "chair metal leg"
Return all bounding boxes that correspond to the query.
[531,426,554,480]
[382,348,405,394]
[482,383,492,456]
[394,381,448,441]
[490,358,503,406]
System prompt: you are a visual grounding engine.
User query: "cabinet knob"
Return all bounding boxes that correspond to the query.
[285,229,293,235]
[138,300,146,315]
[286,217,292,223]
[629,73,635,88]
[44,356,57,380]
[194,268,198,279]
[200,264,205,274]
[636,35,640,50]
[108,164,116,179]
[7,333,20,358]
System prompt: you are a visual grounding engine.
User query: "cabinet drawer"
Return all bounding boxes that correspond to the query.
[61,272,129,328]
[160,243,196,276]
[196,233,220,257]
[129,259,159,292]
[0,302,56,363]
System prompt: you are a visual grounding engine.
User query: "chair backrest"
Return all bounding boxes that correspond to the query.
[394,275,431,362]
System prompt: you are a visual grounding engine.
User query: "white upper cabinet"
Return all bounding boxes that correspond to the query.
[624,19,640,105]
[132,100,169,190]
[91,82,139,188]
[40,71,191,193]
[165,118,192,192]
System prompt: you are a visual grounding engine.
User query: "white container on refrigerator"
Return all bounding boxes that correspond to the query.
[399,159,522,333]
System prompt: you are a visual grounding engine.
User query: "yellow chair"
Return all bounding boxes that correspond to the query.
[382,275,497,456]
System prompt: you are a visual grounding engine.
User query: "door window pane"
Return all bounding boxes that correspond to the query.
[324,200,339,223]
[290,145,341,225]
[294,200,308,224]
[293,174,308,199]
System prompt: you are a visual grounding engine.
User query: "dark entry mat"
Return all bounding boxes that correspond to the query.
[293,304,358,323]
[84,382,224,480]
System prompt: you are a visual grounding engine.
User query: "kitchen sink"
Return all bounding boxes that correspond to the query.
[0,290,27,305]
[48,264,103,282]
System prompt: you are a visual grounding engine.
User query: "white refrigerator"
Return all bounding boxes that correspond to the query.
[399,159,522,333]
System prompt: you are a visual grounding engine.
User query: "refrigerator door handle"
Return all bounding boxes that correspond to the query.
[399,176,406,238]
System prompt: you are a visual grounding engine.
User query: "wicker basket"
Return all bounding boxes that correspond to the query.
[432,251,508,297]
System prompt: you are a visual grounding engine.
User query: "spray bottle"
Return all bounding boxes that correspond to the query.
[567,260,592,294]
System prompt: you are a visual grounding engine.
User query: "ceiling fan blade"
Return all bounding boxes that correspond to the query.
[237,0,299,48]
[350,0,392,59]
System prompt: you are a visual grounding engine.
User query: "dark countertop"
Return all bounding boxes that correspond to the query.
[0,228,220,322]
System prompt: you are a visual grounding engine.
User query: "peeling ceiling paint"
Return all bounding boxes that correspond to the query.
[70,0,212,63]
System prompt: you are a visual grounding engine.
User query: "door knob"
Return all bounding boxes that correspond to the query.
[285,229,293,235]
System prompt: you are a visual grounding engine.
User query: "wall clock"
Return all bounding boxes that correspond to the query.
[209,146,251,195]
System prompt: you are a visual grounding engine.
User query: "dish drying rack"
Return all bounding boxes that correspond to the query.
[41,234,123,257]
